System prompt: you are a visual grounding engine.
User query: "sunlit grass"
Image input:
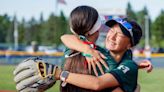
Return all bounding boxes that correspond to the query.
[0,65,164,92]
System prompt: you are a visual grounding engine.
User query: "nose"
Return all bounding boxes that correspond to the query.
[109,31,116,40]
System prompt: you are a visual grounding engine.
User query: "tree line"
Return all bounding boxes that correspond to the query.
[0,11,69,47]
[126,2,164,48]
[0,3,164,48]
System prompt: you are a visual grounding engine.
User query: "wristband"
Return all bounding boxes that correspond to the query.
[82,53,92,58]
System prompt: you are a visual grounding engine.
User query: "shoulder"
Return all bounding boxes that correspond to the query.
[109,60,138,92]
[117,59,138,75]
[64,47,71,56]
[120,60,138,70]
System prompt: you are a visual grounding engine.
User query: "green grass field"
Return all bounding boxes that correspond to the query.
[0,65,164,92]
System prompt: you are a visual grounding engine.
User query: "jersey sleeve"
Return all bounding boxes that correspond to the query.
[109,60,138,92]
[63,35,86,58]
[64,47,72,57]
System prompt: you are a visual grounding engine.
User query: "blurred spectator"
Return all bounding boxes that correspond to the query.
[158,48,164,53]
[144,45,152,60]
[151,48,159,53]
[31,41,38,52]
[133,48,140,60]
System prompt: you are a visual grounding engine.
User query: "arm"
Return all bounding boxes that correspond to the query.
[56,68,119,91]
[61,34,109,75]
[54,61,138,92]
[61,34,91,54]
[67,73,119,90]
[61,34,107,59]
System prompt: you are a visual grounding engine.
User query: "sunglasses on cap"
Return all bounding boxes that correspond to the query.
[114,18,134,45]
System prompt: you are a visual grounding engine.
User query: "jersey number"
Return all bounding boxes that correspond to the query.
[117,65,130,74]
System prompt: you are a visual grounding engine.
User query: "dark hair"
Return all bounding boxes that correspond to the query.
[61,53,93,92]
[69,5,99,35]
[121,19,143,46]
[61,5,116,92]
[61,5,109,92]
[61,53,114,92]
[129,20,142,46]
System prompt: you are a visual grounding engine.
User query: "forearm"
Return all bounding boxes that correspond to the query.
[61,34,90,53]
[66,73,100,90]
[55,68,99,90]
[55,68,119,91]
[65,73,119,90]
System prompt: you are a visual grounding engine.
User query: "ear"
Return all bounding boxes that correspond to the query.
[127,43,132,49]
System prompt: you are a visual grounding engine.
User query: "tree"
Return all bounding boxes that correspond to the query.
[18,18,26,44]
[126,2,137,20]
[43,12,68,46]
[25,17,39,45]
[0,14,12,43]
[151,10,164,47]
[39,12,44,23]
[0,11,69,46]
[136,6,151,47]
[55,11,68,45]
[136,6,149,33]
[43,13,57,45]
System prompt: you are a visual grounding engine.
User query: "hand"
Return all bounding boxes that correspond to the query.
[86,49,109,76]
[138,59,153,73]
[86,57,104,76]
[13,57,58,92]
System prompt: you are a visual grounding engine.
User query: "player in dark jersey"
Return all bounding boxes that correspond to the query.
[58,15,147,92]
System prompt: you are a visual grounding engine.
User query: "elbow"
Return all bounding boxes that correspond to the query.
[60,35,65,43]
[60,35,69,46]
[92,79,102,91]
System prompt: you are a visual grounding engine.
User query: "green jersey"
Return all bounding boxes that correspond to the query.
[63,36,138,92]
[96,46,138,92]
[95,46,118,75]
[109,59,138,92]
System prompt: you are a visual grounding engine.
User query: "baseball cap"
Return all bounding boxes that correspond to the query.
[105,18,142,46]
